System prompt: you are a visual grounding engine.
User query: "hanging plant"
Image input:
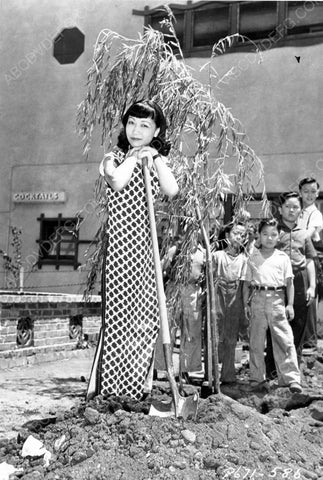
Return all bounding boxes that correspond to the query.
[0,226,23,290]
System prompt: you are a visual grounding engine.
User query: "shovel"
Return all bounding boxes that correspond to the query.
[142,158,199,420]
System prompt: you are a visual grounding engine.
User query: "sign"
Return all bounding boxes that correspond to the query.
[13,191,66,203]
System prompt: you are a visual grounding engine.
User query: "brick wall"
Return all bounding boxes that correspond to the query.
[0,293,101,367]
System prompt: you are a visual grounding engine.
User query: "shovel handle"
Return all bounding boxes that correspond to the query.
[142,158,171,345]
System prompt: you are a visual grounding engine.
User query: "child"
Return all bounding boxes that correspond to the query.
[87,100,178,401]
[298,177,323,353]
[156,234,205,383]
[179,238,205,382]
[298,177,323,242]
[213,222,247,385]
[243,218,302,393]
[276,192,316,360]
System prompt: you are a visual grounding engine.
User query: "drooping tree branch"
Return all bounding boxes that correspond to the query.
[77,9,268,391]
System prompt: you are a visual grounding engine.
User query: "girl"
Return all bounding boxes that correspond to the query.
[87,100,178,400]
[213,222,247,384]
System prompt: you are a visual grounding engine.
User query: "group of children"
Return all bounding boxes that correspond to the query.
[216,178,322,393]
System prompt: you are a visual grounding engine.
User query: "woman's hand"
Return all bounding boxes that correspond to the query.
[137,146,159,169]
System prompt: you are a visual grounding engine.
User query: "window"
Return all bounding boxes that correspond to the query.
[150,10,185,50]
[287,1,323,36]
[53,27,85,64]
[133,1,323,57]
[193,4,229,47]
[37,214,81,269]
[238,2,278,41]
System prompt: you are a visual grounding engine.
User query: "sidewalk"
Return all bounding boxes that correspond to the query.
[0,348,94,439]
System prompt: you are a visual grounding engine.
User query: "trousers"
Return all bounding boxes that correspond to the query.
[250,290,300,385]
[266,268,309,378]
[216,281,242,383]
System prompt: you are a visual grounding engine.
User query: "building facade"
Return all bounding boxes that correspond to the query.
[1,0,323,294]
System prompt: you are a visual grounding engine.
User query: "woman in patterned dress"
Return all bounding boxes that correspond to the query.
[87,101,178,400]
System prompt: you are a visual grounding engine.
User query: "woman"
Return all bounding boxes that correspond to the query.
[87,100,178,400]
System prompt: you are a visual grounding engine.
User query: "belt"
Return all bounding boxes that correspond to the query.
[253,285,285,292]
[217,279,240,286]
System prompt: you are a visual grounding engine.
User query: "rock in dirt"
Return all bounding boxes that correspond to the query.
[83,407,100,425]
[181,429,196,444]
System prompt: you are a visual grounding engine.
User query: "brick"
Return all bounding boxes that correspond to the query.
[0,342,16,351]
[34,336,71,347]
[39,309,53,316]
[0,327,16,336]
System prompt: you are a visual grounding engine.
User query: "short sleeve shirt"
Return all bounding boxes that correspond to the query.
[213,250,247,282]
[245,248,293,287]
[276,221,316,270]
[298,204,323,242]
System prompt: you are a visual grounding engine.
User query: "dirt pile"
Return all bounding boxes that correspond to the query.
[1,355,323,480]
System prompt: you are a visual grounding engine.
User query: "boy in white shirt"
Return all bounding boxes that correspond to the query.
[243,218,302,393]
[298,177,323,242]
[298,177,323,353]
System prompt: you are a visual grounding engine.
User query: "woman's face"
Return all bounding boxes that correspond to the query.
[125,115,160,148]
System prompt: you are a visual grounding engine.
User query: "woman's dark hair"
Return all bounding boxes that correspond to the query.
[117,100,171,155]
[258,218,279,233]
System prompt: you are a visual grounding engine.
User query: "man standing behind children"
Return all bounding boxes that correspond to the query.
[243,218,302,393]
[276,192,316,361]
[213,222,247,385]
[298,177,323,354]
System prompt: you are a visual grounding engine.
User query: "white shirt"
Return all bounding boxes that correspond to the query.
[298,204,323,242]
[245,248,293,287]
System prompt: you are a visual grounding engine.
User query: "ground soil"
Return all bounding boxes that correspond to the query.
[1,348,323,480]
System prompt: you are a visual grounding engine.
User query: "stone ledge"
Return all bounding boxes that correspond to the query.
[0,341,76,359]
[0,344,95,369]
[0,292,101,304]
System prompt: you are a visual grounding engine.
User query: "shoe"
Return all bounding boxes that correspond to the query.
[289,382,303,394]
[244,380,269,392]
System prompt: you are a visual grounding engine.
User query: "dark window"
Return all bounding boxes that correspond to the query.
[287,1,323,36]
[150,11,185,50]
[37,214,80,269]
[133,2,323,57]
[53,27,85,64]
[238,2,278,41]
[193,5,229,47]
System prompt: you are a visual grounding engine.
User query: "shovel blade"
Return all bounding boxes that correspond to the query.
[149,391,199,420]
[149,400,175,418]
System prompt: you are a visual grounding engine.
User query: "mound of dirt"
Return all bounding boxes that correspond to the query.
[1,355,323,480]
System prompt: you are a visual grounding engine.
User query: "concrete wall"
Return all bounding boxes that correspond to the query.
[1,0,323,293]
[0,0,187,293]
[185,43,323,193]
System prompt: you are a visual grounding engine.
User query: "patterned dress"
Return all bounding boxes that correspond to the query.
[88,149,160,400]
